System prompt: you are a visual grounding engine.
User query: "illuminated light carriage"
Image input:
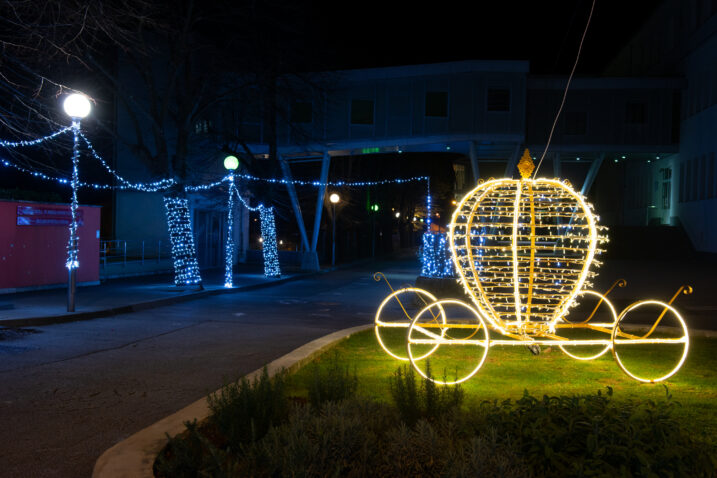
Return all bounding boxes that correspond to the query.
[375,151,691,385]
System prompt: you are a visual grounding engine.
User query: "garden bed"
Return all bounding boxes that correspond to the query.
[154,329,717,477]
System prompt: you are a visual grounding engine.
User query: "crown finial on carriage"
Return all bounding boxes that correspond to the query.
[517,148,535,179]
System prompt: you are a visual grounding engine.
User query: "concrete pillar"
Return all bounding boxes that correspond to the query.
[279,155,310,252]
[311,151,331,251]
[553,152,562,179]
[469,141,480,183]
[504,143,522,178]
[581,153,605,197]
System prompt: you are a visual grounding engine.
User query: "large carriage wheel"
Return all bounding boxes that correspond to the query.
[375,288,446,361]
[558,290,618,361]
[611,300,689,383]
[407,299,490,385]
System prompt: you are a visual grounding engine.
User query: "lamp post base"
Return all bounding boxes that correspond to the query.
[67,268,77,312]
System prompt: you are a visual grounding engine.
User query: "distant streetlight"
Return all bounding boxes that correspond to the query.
[395,211,400,218]
[63,92,91,312]
[329,193,340,266]
[223,155,239,171]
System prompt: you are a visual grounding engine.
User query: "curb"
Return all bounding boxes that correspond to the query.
[0,272,316,328]
[91,323,373,478]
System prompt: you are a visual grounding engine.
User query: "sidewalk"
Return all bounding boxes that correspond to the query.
[0,264,307,327]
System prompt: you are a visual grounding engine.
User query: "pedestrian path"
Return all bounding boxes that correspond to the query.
[0,265,303,327]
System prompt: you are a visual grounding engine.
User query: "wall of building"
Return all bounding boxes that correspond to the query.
[0,201,100,291]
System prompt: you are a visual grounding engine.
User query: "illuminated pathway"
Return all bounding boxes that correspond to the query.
[0,259,418,478]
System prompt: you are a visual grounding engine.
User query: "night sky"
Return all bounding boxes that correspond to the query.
[307,0,659,74]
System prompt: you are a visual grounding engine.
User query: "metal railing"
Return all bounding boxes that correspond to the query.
[100,239,168,267]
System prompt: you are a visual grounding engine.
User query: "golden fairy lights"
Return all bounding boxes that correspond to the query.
[375,150,691,385]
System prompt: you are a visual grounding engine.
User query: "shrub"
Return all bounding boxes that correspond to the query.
[307,354,358,409]
[389,362,464,425]
[240,399,527,478]
[154,420,227,478]
[469,387,716,477]
[207,367,288,452]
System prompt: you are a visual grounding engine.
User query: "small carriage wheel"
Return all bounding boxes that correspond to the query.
[375,288,446,361]
[558,290,618,361]
[611,300,689,383]
[407,299,490,385]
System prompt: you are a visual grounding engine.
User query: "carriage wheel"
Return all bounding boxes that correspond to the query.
[558,290,618,361]
[611,300,689,383]
[407,299,490,385]
[375,288,446,361]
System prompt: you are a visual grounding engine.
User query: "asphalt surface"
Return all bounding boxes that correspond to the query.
[0,259,418,478]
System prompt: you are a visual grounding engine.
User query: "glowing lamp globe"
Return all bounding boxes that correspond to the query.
[223,155,239,171]
[329,193,340,204]
[63,93,91,119]
[449,149,607,333]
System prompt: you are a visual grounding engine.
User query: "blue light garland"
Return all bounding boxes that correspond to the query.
[163,197,202,286]
[0,126,73,148]
[224,175,236,287]
[1,124,431,280]
[66,121,81,269]
[420,232,454,278]
[258,205,281,278]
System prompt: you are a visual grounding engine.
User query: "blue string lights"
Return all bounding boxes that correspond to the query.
[258,205,281,278]
[163,197,202,286]
[0,126,73,148]
[66,121,81,270]
[2,123,433,282]
[420,232,455,278]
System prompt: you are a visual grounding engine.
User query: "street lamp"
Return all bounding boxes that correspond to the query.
[329,193,340,266]
[63,93,91,312]
[224,155,239,287]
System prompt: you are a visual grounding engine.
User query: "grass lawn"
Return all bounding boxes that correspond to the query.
[287,327,717,441]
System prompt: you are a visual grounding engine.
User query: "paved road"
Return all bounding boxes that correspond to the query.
[0,259,418,478]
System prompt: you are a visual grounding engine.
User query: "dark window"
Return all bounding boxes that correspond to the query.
[671,91,681,143]
[291,101,312,123]
[709,152,716,198]
[564,111,587,135]
[700,154,707,199]
[425,91,448,117]
[660,168,672,209]
[487,89,510,111]
[626,101,647,124]
[351,99,374,125]
[690,159,697,201]
[679,162,686,202]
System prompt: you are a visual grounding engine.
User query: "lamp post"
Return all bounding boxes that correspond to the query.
[224,155,239,287]
[63,93,91,312]
[329,193,340,266]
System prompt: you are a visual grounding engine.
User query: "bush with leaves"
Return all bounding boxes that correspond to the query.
[307,353,358,409]
[389,362,464,425]
[469,386,716,477]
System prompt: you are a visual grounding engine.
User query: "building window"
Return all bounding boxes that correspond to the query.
[625,101,647,124]
[194,119,212,134]
[487,89,510,112]
[453,163,466,191]
[564,111,587,135]
[700,154,707,199]
[425,91,448,117]
[660,168,672,209]
[679,162,686,202]
[351,99,374,125]
[291,101,312,124]
[709,152,716,198]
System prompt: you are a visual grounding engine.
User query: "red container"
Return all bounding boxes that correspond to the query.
[0,200,101,291]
